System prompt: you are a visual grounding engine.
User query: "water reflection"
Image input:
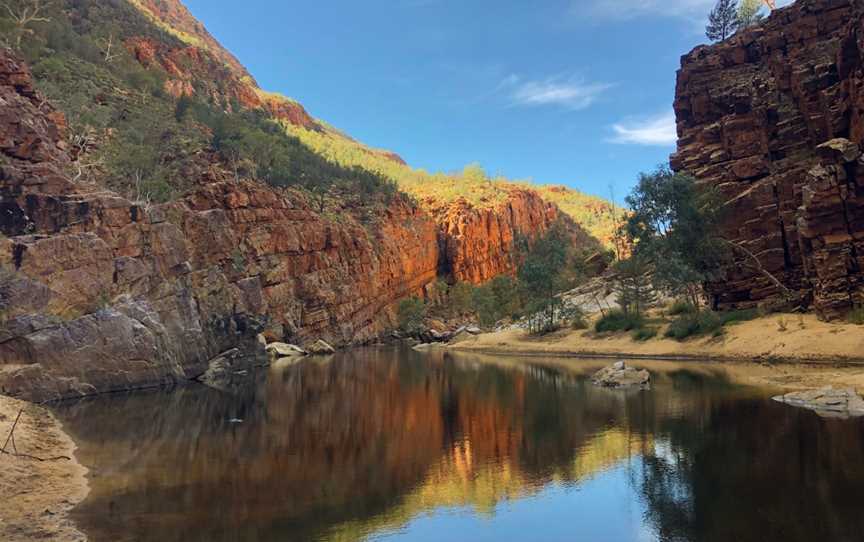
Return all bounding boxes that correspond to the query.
[54,348,864,542]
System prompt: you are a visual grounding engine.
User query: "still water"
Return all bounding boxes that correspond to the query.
[54,347,864,542]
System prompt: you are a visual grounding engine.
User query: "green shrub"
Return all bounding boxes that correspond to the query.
[397,296,427,334]
[718,308,759,326]
[571,315,589,330]
[448,282,475,316]
[595,310,645,333]
[632,327,658,341]
[668,299,697,316]
[665,311,722,340]
[849,306,864,326]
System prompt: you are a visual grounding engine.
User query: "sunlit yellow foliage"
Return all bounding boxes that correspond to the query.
[322,429,651,541]
[126,0,205,48]
[286,123,621,245]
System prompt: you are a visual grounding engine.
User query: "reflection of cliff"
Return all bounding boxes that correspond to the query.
[57,349,655,542]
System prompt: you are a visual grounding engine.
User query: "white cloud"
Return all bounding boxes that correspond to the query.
[574,0,795,22]
[610,111,677,146]
[502,75,613,110]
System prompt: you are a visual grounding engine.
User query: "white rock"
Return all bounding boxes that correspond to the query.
[307,339,336,355]
[265,342,307,359]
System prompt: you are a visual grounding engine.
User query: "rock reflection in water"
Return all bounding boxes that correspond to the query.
[55,348,864,542]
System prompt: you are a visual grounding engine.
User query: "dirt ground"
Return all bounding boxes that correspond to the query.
[450,313,864,391]
[0,395,88,542]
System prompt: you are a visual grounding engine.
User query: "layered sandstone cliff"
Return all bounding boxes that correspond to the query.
[0,49,438,401]
[672,0,864,318]
[434,190,599,283]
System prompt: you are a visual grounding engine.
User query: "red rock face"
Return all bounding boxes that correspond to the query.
[123,35,318,128]
[0,48,438,400]
[132,0,254,83]
[434,190,597,284]
[671,0,864,318]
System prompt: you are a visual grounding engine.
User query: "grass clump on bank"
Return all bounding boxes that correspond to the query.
[595,310,645,333]
[631,327,658,341]
[667,300,697,316]
[664,308,759,341]
[848,306,864,326]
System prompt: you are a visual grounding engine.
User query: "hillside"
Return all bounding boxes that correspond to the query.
[0,0,615,249]
[0,0,611,400]
[121,0,619,244]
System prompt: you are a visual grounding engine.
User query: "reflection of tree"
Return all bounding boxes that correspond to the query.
[56,352,864,542]
[634,399,864,542]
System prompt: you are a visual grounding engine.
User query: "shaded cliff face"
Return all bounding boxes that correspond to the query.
[0,49,438,401]
[672,0,864,318]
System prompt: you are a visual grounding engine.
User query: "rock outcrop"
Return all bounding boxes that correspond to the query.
[0,48,439,401]
[773,386,864,418]
[672,0,864,318]
[591,361,650,389]
[435,190,600,284]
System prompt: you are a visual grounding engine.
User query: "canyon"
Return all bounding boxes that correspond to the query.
[672,0,864,318]
[0,36,593,401]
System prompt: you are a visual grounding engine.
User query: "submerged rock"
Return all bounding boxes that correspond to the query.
[412,342,443,351]
[265,342,307,359]
[196,348,256,393]
[773,387,864,418]
[591,361,650,389]
[307,339,336,355]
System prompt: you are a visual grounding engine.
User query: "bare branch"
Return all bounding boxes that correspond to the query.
[717,237,794,299]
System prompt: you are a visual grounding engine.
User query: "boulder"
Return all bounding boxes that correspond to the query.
[591,362,650,389]
[195,348,255,393]
[307,339,336,355]
[449,329,475,344]
[773,387,864,418]
[264,342,307,359]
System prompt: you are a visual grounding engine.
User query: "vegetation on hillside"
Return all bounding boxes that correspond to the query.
[705,0,767,43]
[426,220,592,334]
[1,0,618,249]
[0,0,399,209]
[289,124,620,244]
[587,164,768,341]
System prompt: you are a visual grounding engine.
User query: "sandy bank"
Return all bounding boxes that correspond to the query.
[0,395,89,541]
[449,314,864,388]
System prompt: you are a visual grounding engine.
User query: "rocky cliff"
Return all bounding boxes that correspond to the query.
[672,0,864,318]
[0,0,606,401]
[435,190,596,283]
[0,49,438,401]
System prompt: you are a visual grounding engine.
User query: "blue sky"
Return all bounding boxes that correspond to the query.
[183,0,791,201]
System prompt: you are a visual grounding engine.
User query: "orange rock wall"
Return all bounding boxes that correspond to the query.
[436,190,599,283]
[0,48,439,400]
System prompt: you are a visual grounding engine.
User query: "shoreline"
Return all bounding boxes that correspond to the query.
[447,313,864,390]
[0,395,89,542]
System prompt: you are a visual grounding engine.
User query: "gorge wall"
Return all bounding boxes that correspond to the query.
[434,190,595,283]
[0,48,441,401]
[672,0,864,318]
[0,47,591,401]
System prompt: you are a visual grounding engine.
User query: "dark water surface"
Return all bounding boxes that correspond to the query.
[54,348,864,542]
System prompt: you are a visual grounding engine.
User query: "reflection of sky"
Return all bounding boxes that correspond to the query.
[371,460,655,542]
